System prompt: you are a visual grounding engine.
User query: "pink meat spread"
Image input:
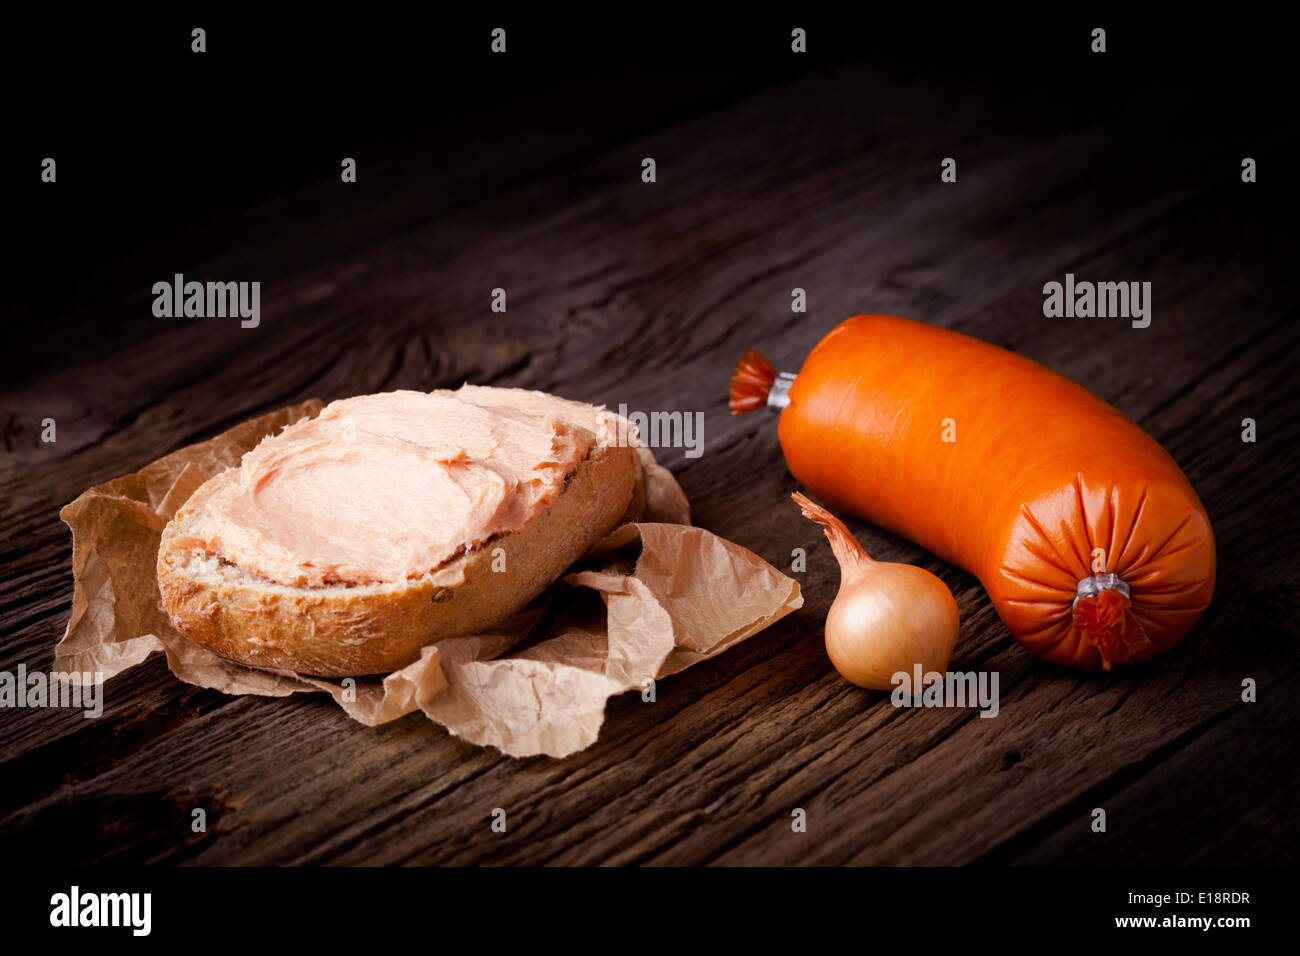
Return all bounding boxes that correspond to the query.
[174,387,627,587]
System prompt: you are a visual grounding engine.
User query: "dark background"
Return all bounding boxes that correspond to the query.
[5,11,1293,381]
[2,10,1297,869]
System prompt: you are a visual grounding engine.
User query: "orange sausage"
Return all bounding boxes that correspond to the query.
[732,315,1216,670]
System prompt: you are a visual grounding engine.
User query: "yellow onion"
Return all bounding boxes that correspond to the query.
[793,492,960,690]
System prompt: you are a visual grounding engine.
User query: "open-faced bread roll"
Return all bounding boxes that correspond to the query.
[157,386,640,676]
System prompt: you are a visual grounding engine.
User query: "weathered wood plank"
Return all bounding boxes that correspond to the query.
[1,54,1296,866]
[1005,671,1300,865]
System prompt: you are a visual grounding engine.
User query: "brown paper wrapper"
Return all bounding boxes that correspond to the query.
[54,400,802,757]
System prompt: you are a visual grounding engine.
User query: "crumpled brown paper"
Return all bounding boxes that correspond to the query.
[54,400,802,757]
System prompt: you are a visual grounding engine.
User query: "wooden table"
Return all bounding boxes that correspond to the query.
[3,26,1297,865]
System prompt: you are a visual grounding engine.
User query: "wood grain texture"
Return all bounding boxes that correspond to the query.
[1,56,1297,866]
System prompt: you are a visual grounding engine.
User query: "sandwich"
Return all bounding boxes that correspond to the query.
[157,386,646,676]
